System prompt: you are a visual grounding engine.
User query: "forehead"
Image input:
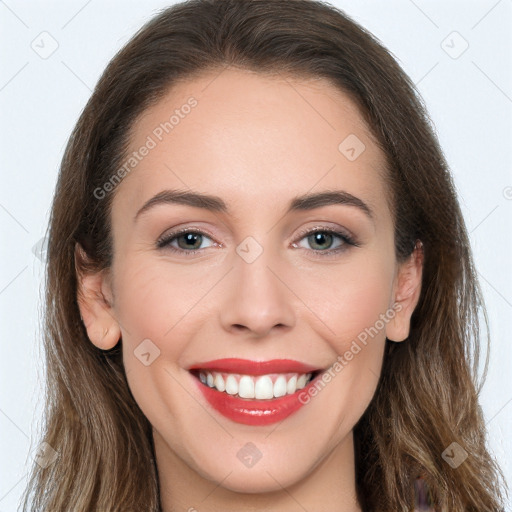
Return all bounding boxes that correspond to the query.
[113,67,389,222]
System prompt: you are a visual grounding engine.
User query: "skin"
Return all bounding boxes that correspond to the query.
[77,67,423,512]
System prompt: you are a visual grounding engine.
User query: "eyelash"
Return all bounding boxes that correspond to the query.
[156,226,359,259]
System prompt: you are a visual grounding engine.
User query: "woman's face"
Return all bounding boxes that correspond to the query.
[80,67,421,495]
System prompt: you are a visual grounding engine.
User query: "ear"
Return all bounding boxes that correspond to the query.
[385,240,424,342]
[75,243,121,350]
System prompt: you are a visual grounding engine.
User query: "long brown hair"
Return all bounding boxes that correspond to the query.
[22,0,507,510]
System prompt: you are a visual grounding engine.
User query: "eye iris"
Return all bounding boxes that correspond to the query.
[309,232,333,250]
[177,232,202,250]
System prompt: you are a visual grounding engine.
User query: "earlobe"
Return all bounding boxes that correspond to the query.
[75,243,121,350]
[385,240,424,342]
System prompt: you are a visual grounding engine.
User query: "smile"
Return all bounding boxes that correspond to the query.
[197,371,314,398]
[188,358,325,426]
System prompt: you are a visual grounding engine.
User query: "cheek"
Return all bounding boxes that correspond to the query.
[111,255,224,412]
[291,260,392,435]
[112,256,217,348]
[294,252,394,353]
[111,257,211,434]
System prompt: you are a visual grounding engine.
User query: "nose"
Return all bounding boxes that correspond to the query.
[219,249,296,338]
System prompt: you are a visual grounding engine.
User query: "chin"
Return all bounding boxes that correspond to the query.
[203,464,307,494]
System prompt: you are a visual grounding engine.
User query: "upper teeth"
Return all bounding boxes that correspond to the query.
[198,371,313,399]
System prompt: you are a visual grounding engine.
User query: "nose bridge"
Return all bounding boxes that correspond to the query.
[218,235,296,336]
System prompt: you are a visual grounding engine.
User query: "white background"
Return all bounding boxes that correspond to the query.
[1,1,511,510]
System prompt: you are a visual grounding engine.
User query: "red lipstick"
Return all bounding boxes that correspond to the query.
[188,358,323,426]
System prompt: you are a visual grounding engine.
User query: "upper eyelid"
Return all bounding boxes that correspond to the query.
[157,226,220,246]
[294,224,354,240]
[157,225,355,249]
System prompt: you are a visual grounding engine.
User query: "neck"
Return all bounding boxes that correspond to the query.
[155,429,362,512]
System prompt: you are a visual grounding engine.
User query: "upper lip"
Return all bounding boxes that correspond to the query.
[187,358,322,376]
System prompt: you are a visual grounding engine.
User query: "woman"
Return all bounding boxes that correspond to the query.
[22,0,507,510]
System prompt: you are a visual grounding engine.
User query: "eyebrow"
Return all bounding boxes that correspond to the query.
[133,189,375,223]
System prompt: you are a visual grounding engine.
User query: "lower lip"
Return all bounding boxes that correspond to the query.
[193,373,322,426]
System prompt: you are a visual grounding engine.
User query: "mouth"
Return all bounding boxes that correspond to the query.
[189,369,322,399]
[188,359,325,426]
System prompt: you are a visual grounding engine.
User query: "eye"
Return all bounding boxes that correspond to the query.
[292,226,358,257]
[156,225,359,258]
[156,229,216,255]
